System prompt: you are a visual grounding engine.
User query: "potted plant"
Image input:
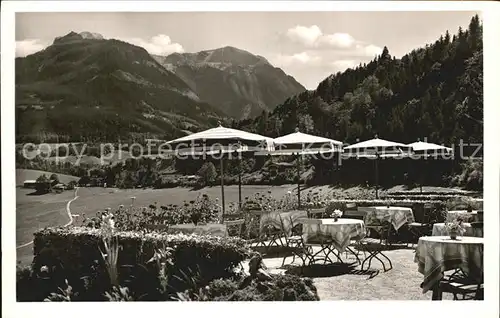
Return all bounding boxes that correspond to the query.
[445,218,465,240]
[331,209,343,222]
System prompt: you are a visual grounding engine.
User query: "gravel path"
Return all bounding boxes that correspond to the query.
[244,247,454,300]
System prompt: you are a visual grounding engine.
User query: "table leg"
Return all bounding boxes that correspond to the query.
[431,282,442,300]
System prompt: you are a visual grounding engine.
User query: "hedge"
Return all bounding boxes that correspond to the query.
[326,198,443,206]
[386,191,477,196]
[32,227,252,299]
[381,195,470,201]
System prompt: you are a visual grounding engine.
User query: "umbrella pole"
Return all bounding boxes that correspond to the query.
[220,155,225,222]
[238,156,242,209]
[297,154,301,208]
[375,156,379,199]
[420,160,424,193]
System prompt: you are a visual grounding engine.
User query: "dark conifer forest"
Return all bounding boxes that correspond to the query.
[241,15,483,146]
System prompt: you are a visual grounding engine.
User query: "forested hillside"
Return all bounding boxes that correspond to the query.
[242,15,483,146]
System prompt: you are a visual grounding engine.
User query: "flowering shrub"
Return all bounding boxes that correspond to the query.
[303,189,330,209]
[82,194,220,231]
[248,191,299,213]
[445,217,467,236]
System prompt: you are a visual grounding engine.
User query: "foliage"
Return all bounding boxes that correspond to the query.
[82,195,220,232]
[450,159,483,191]
[31,227,251,300]
[35,174,52,193]
[197,162,217,186]
[176,274,319,301]
[103,286,134,301]
[66,180,77,190]
[49,173,60,184]
[240,15,483,188]
[98,212,121,286]
[445,217,467,236]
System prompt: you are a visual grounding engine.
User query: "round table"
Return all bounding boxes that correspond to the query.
[365,206,415,231]
[299,218,366,252]
[432,222,480,237]
[414,236,483,294]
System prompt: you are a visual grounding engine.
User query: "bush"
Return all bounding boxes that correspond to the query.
[197,162,217,186]
[31,227,252,300]
[177,274,319,301]
[81,195,220,231]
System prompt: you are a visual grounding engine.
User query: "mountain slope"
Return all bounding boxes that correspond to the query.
[15,32,224,143]
[242,15,483,146]
[153,46,306,119]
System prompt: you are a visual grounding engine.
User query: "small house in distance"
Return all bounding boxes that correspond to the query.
[23,180,37,189]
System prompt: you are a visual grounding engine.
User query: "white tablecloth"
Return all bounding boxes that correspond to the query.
[259,210,308,236]
[299,218,366,252]
[432,223,480,237]
[364,206,415,231]
[414,236,483,293]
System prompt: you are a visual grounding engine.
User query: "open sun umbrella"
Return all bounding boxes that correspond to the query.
[269,128,343,207]
[408,139,453,193]
[342,135,413,199]
[166,123,273,219]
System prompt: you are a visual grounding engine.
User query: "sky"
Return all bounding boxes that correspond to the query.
[16,11,480,89]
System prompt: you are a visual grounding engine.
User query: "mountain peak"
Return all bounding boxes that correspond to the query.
[204,46,269,65]
[53,31,104,45]
[163,46,270,66]
[79,31,104,40]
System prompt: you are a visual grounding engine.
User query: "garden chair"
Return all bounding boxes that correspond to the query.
[224,219,245,237]
[342,205,367,220]
[470,221,483,237]
[437,248,484,300]
[251,213,286,253]
[307,208,326,219]
[280,215,310,267]
[299,219,342,265]
[407,203,433,247]
[354,215,393,272]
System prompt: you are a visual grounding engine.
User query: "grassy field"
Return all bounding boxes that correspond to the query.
[16,169,79,185]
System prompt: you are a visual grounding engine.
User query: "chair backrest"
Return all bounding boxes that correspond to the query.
[346,203,357,209]
[224,219,245,237]
[284,215,304,238]
[308,208,326,219]
[470,222,484,229]
[343,207,367,220]
[476,210,484,222]
[411,203,426,224]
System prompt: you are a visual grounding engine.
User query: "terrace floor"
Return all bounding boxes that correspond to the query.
[242,246,454,300]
